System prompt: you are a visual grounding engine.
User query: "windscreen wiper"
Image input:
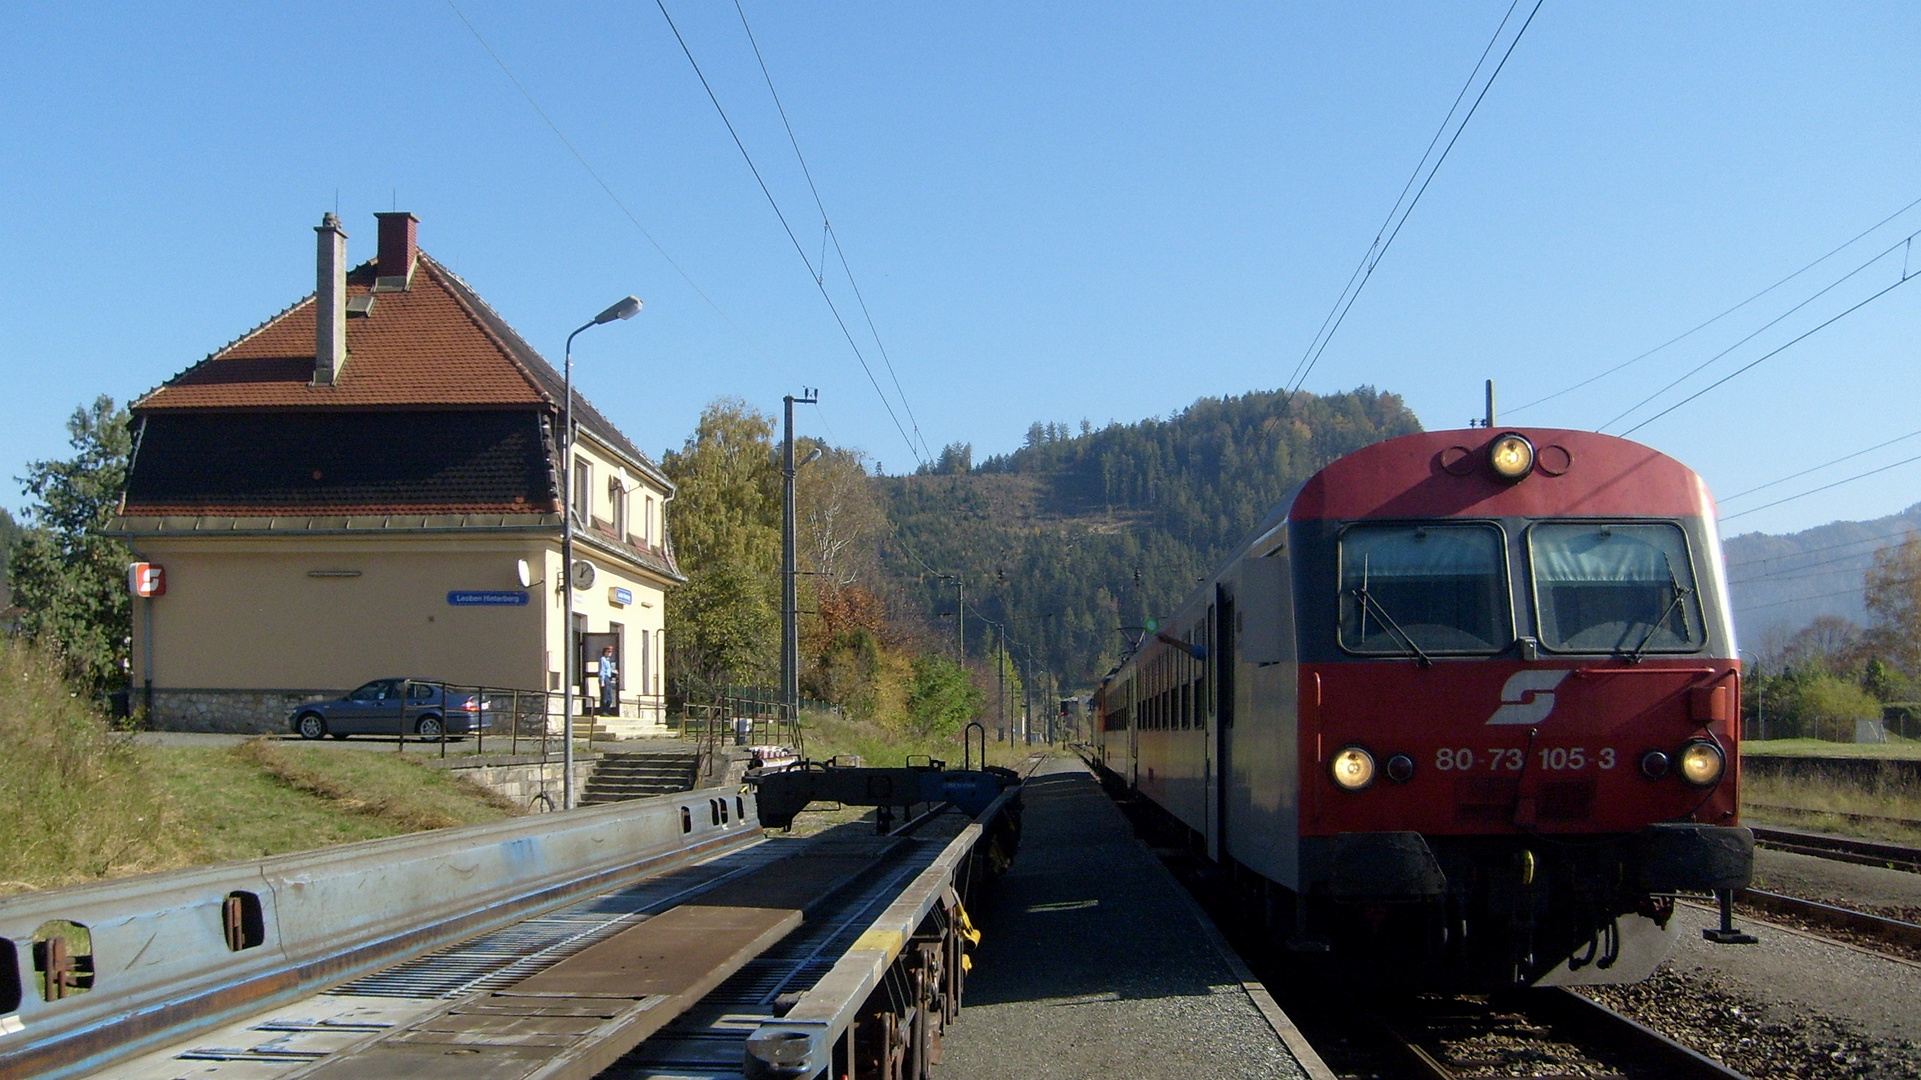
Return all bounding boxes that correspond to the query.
[1627,568,1692,663]
[1352,559,1433,667]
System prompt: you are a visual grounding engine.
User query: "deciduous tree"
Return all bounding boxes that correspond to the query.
[1866,533,1921,676]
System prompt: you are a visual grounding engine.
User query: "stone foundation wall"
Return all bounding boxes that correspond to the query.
[146,688,341,734]
[426,753,594,811]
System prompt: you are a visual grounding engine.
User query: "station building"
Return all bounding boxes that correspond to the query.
[108,213,681,738]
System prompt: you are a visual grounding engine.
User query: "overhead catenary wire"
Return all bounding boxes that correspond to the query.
[444,1,777,365]
[654,0,927,468]
[1509,193,1921,417]
[1724,522,1921,570]
[1720,427,1921,505]
[1617,269,1920,437]
[1720,451,1921,522]
[1726,534,1918,583]
[1599,230,1921,433]
[733,0,934,464]
[1282,0,1542,402]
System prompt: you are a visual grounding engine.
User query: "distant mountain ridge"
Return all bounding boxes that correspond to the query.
[1723,504,1921,651]
[879,387,1422,689]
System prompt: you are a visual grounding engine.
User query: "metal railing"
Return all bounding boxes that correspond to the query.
[669,687,808,781]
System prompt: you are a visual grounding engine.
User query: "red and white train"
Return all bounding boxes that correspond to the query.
[1093,427,1754,988]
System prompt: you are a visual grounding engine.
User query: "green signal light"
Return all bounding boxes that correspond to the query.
[1143,617,1159,633]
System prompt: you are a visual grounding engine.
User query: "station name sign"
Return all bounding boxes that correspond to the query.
[447,590,529,606]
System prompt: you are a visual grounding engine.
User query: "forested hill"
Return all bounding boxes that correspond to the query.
[879,387,1421,691]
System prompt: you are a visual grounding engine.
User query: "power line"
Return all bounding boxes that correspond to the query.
[733,1,934,463]
[444,1,774,364]
[1600,230,1920,432]
[1724,522,1919,570]
[654,0,927,466]
[1283,0,1542,401]
[1731,570,1921,614]
[1727,535,1912,582]
[1721,451,1921,522]
[1619,269,1920,437]
[1720,427,1921,504]
[1509,192,1921,416]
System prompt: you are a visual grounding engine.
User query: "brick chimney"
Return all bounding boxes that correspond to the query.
[313,213,348,386]
[374,211,418,289]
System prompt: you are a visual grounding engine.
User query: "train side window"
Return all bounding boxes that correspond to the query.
[1529,522,1703,654]
[736,796,746,821]
[681,806,693,833]
[710,799,721,826]
[1338,523,1509,655]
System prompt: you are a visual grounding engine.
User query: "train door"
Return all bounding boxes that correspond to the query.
[1210,586,1234,863]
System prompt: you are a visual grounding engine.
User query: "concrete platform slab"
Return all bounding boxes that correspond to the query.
[938,758,1330,1080]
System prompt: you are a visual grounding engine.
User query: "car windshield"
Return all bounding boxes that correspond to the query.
[1339,524,1509,655]
[1530,522,1702,654]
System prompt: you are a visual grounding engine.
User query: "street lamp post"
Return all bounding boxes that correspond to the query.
[561,295,641,810]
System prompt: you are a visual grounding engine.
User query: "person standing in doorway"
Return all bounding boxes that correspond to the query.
[597,645,619,716]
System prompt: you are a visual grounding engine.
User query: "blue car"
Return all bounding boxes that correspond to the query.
[289,679,491,741]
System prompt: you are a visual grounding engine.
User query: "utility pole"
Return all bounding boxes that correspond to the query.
[997,621,1007,744]
[782,389,819,721]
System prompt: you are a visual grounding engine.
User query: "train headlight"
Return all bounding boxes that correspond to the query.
[1488,432,1535,481]
[1678,741,1725,787]
[1639,750,1671,779]
[1385,753,1416,783]
[1330,746,1376,791]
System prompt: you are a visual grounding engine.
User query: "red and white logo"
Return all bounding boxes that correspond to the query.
[128,562,166,597]
[1485,669,1567,725]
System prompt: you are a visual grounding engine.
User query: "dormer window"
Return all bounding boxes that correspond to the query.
[574,458,593,524]
[644,495,655,547]
[610,477,629,539]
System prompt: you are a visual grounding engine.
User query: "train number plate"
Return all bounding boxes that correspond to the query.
[1435,747,1617,772]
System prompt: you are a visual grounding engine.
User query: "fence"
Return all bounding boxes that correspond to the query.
[668,686,808,781]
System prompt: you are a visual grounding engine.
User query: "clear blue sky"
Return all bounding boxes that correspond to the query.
[4,2,1920,538]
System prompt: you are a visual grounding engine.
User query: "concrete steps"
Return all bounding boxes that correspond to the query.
[580,751,701,804]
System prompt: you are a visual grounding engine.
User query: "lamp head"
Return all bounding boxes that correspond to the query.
[594,296,643,324]
[800,447,824,467]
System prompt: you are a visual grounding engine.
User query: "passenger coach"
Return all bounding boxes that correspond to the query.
[1094,427,1754,988]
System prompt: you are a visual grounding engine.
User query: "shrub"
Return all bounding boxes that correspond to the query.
[0,638,195,893]
[1784,673,1884,742]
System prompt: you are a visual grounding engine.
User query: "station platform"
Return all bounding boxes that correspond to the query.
[938,758,1333,1080]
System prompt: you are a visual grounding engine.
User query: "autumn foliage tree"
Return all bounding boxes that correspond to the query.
[1865,533,1921,676]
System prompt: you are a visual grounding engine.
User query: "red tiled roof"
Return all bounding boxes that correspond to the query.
[137,255,547,410]
[122,502,547,516]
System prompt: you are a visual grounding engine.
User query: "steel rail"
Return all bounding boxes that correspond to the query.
[1751,825,1921,873]
[1746,802,1921,830]
[1740,888,1921,951]
[1368,988,1752,1080]
[0,789,763,1080]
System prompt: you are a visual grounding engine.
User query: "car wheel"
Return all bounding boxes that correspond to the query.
[296,713,327,740]
[416,715,445,741]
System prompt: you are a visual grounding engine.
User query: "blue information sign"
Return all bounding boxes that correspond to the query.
[448,590,530,606]
[611,587,634,606]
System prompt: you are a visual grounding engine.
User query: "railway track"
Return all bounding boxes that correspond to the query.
[1750,825,1921,873]
[1370,988,1752,1080]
